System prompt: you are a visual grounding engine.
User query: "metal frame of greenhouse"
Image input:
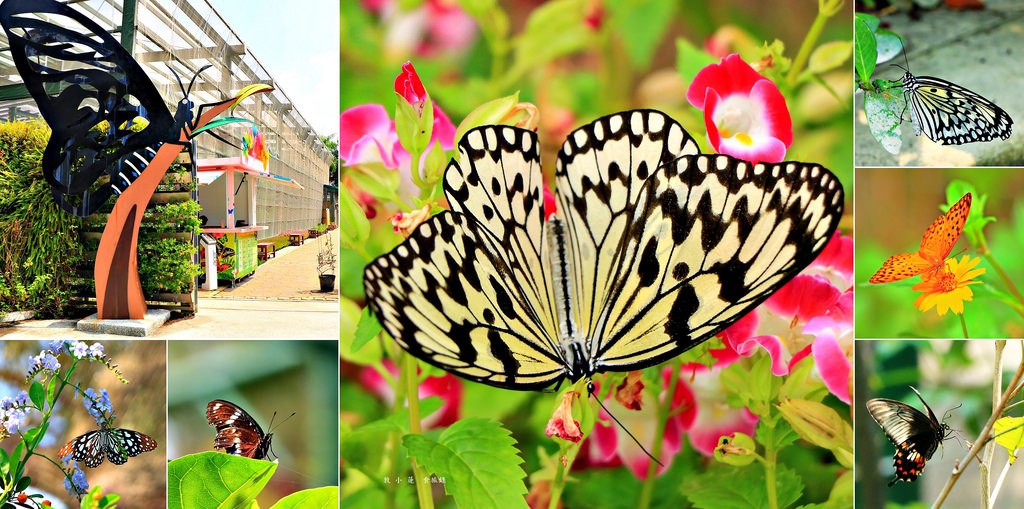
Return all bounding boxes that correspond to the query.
[0,0,334,238]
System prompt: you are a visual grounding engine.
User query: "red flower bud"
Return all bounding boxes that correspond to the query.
[395,61,428,113]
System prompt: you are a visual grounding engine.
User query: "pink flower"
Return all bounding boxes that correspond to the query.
[395,61,428,113]
[363,0,477,58]
[686,54,792,164]
[546,390,583,443]
[339,104,402,168]
[543,184,557,221]
[359,359,462,428]
[678,364,759,457]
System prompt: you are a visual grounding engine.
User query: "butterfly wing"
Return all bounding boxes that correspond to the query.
[58,429,106,468]
[903,73,1012,145]
[0,0,176,216]
[206,399,269,459]
[102,428,157,465]
[918,192,971,262]
[364,126,569,390]
[869,252,936,284]
[581,154,843,370]
[866,396,944,484]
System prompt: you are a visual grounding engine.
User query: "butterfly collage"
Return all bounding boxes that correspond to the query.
[0,0,1022,508]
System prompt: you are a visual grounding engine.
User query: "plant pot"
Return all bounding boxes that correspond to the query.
[319,274,336,292]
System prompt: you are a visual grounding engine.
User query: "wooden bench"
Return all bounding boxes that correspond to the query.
[288,231,305,246]
[308,227,320,239]
[257,242,276,261]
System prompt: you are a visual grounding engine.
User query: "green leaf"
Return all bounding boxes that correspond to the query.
[403,418,528,509]
[453,93,520,146]
[28,382,44,410]
[864,85,905,155]
[345,163,400,204]
[676,38,715,88]
[875,30,905,66]
[854,16,877,84]
[778,398,853,468]
[268,486,339,508]
[807,41,852,75]
[46,375,58,407]
[682,463,803,509]
[14,475,29,493]
[167,452,277,509]
[352,307,383,353]
[508,0,593,82]
[607,0,676,69]
[854,12,879,33]
[993,416,1024,464]
[337,185,370,249]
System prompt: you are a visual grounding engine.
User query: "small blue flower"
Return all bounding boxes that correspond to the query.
[82,388,113,426]
[43,353,60,371]
[87,343,104,359]
[13,391,29,407]
[71,342,89,358]
[49,339,68,355]
[62,461,89,496]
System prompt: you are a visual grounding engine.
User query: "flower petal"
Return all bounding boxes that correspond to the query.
[811,332,851,403]
[340,104,400,167]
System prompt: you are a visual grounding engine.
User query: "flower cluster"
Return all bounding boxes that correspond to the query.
[27,340,125,384]
[60,454,89,497]
[81,388,114,426]
[0,391,30,439]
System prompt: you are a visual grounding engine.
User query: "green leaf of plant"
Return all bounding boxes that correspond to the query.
[337,185,370,249]
[28,382,44,410]
[854,17,877,84]
[676,38,715,90]
[993,416,1024,464]
[682,463,802,509]
[268,486,339,508]
[854,12,879,33]
[508,0,592,83]
[875,30,904,66]
[865,87,905,155]
[167,452,277,509]
[352,307,383,353]
[345,163,400,204]
[46,375,58,407]
[14,475,29,492]
[403,417,528,509]
[807,41,852,75]
[607,0,676,69]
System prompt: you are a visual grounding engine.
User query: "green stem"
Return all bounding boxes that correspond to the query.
[960,313,970,339]
[764,426,779,509]
[403,354,434,509]
[638,364,682,509]
[409,147,425,191]
[788,0,837,86]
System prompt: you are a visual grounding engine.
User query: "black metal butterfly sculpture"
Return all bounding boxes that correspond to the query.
[206,399,278,460]
[0,0,271,319]
[866,386,953,486]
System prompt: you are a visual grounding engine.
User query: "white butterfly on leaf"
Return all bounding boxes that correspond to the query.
[899,72,1012,145]
[363,110,844,390]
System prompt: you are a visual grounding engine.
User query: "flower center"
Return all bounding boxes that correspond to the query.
[714,95,765,146]
[934,270,958,293]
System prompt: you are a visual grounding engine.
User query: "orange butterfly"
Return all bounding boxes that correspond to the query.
[870,193,972,284]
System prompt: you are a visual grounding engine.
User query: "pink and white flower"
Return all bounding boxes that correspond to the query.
[686,54,792,164]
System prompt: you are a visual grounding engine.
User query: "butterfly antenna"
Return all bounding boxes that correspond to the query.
[166,64,187,98]
[587,383,663,468]
[186,64,214,97]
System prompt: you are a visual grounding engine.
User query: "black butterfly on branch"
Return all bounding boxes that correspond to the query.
[0,0,271,319]
[866,386,953,486]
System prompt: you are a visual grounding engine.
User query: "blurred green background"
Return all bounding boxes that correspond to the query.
[855,168,1024,338]
[854,340,1023,507]
[167,340,338,506]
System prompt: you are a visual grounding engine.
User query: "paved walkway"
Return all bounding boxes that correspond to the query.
[202,229,341,300]
[855,0,1024,166]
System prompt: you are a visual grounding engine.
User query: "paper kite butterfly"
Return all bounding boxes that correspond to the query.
[899,71,1012,145]
[869,192,970,284]
[866,386,951,486]
[0,0,271,320]
[58,425,157,468]
[206,399,274,460]
[363,109,845,390]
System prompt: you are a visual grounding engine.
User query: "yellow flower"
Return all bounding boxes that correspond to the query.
[912,255,986,315]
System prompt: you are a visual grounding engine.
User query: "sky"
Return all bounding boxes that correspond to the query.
[207,0,339,140]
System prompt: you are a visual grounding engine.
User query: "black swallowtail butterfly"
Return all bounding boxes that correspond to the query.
[866,386,951,486]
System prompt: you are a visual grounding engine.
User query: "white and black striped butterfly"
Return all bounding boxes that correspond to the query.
[206,399,273,460]
[58,425,157,468]
[363,109,844,390]
[899,72,1012,145]
[866,386,951,486]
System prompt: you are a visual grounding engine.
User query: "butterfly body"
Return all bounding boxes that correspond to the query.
[870,193,970,284]
[58,426,157,468]
[364,110,844,390]
[866,386,950,485]
[206,399,273,460]
[900,72,1012,145]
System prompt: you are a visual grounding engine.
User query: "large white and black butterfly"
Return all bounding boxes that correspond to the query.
[899,71,1012,145]
[363,110,844,390]
[206,399,273,460]
[58,425,157,468]
[866,386,952,486]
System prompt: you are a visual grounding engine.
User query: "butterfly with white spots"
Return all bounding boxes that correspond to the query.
[58,426,157,468]
[363,109,845,390]
[206,399,274,460]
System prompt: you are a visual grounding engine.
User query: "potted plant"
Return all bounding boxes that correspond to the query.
[316,225,336,292]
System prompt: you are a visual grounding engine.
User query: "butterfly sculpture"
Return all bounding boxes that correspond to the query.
[363,110,844,390]
[0,0,272,319]
[58,425,157,468]
[206,399,274,460]
[869,193,970,284]
[866,386,951,486]
[899,71,1012,145]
